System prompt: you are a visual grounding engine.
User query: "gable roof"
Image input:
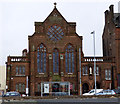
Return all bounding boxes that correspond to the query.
[43,6,68,23]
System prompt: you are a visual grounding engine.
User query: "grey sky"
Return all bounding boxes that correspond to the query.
[0,0,119,65]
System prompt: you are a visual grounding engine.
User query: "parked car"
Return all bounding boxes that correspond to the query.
[113,89,120,94]
[95,89,116,95]
[83,89,103,95]
[52,92,68,96]
[3,92,21,97]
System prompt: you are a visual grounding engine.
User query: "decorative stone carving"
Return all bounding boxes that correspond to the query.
[49,54,52,59]
[89,67,92,74]
[60,54,63,59]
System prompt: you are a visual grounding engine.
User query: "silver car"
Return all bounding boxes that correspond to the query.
[95,89,116,95]
[3,92,21,97]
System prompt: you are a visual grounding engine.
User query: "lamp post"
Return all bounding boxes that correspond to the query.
[79,47,82,95]
[26,76,29,96]
[91,31,96,94]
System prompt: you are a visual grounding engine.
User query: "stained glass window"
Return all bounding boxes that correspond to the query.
[37,43,46,73]
[47,25,64,42]
[65,44,74,73]
[65,51,68,73]
[53,49,59,73]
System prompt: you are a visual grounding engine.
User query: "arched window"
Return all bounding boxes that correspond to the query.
[37,44,47,73]
[65,44,74,73]
[53,49,59,73]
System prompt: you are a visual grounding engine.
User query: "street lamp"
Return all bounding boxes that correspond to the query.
[79,47,82,95]
[26,76,29,96]
[91,31,96,94]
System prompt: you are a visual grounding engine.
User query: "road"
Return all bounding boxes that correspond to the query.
[1,98,120,104]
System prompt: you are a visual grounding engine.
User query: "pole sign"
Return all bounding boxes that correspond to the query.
[44,84,49,93]
[26,88,29,95]
[118,74,120,88]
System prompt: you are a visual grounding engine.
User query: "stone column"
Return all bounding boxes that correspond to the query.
[49,54,52,95]
[60,54,64,81]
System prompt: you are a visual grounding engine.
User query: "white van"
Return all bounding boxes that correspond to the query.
[83,89,103,95]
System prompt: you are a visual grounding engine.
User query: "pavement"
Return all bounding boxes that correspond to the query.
[1,98,120,104]
[0,97,2,104]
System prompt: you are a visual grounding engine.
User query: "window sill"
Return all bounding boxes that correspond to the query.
[105,79,111,80]
[54,73,59,75]
[39,73,44,74]
[83,74,88,76]
[15,75,25,76]
[68,73,73,75]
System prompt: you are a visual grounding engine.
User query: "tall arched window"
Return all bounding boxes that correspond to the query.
[65,44,74,73]
[53,49,59,73]
[37,44,46,73]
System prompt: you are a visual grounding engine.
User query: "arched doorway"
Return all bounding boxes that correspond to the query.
[82,83,89,94]
[93,82,100,89]
[52,83,60,92]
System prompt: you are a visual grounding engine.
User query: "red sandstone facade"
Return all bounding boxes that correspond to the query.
[6,4,119,96]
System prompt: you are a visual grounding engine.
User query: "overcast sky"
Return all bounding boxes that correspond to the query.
[0,0,119,66]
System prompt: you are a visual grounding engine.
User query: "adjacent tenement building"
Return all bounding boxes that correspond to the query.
[6,4,118,96]
[0,66,6,95]
[103,5,120,89]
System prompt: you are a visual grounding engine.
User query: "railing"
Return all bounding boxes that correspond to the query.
[9,56,28,62]
[9,56,115,63]
[83,57,115,62]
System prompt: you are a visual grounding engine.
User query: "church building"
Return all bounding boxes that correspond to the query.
[6,3,118,96]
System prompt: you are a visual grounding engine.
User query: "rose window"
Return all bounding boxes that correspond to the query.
[47,25,64,42]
